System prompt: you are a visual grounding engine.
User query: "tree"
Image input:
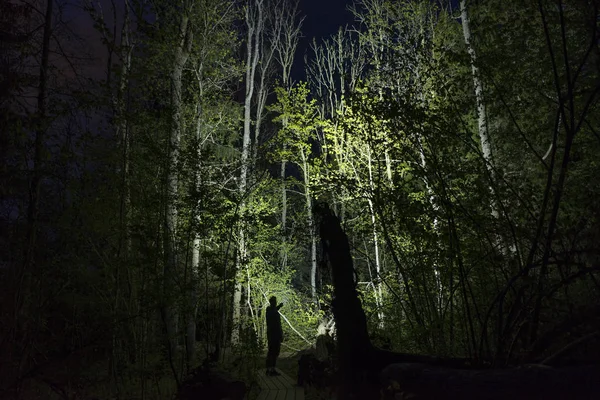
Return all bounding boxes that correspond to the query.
[273,0,303,270]
[231,0,265,346]
[272,83,327,301]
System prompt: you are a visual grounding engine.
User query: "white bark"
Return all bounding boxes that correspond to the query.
[186,71,206,366]
[274,0,302,270]
[301,149,318,301]
[460,0,498,218]
[252,15,276,164]
[186,236,200,364]
[280,154,288,269]
[232,0,264,345]
[460,0,514,271]
[366,149,384,326]
[231,265,243,345]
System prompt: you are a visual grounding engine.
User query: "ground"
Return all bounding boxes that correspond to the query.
[222,349,334,400]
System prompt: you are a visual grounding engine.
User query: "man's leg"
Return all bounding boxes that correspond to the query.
[266,342,275,374]
[270,342,281,375]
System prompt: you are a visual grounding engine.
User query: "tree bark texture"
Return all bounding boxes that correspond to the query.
[232,0,263,346]
[163,12,192,357]
[460,0,500,220]
[302,150,318,301]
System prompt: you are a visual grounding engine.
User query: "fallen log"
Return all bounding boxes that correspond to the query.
[380,363,600,400]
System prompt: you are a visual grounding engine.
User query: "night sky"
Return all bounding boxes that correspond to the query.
[295,0,356,80]
[73,0,356,82]
[299,0,354,39]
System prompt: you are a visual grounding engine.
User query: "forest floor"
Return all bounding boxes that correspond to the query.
[224,350,300,400]
[229,349,331,400]
[8,344,326,400]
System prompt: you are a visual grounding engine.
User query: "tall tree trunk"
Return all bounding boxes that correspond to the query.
[186,88,206,368]
[274,0,302,270]
[301,150,318,301]
[231,235,245,345]
[366,149,384,326]
[187,235,200,367]
[252,28,275,165]
[163,13,192,358]
[280,143,288,269]
[460,0,499,219]
[232,0,263,345]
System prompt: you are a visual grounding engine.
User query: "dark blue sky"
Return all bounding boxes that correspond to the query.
[294,0,355,80]
[299,0,355,40]
[73,0,356,82]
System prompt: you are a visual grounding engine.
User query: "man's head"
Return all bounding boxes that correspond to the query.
[269,296,277,306]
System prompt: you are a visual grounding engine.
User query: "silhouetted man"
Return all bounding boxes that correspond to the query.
[266,296,283,376]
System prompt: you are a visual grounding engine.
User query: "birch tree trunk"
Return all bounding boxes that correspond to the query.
[301,149,318,301]
[274,0,302,270]
[280,155,288,269]
[187,234,200,365]
[460,0,499,219]
[186,75,205,367]
[366,149,384,326]
[252,18,276,165]
[232,0,263,345]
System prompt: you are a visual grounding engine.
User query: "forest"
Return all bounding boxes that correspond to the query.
[1,0,599,398]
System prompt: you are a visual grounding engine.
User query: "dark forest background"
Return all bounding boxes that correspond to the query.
[1,0,599,398]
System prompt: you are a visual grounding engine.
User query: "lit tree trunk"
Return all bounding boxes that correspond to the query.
[460,0,498,218]
[164,12,192,357]
[366,148,384,326]
[232,0,263,345]
[384,151,393,184]
[186,84,205,367]
[274,0,302,270]
[187,234,200,365]
[252,20,276,165]
[280,154,288,269]
[301,149,318,301]
[231,239,245,345]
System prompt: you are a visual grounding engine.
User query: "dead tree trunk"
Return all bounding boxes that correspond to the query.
[318,205,372,397]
